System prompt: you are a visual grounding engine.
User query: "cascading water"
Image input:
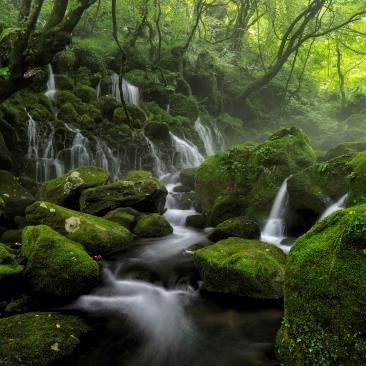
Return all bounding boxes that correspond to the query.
[45,64,56,100]
[144,135,168,178]
[26,113,64,183]
[194,117,216,156]
[261,178,291,253]
[319,193,348,221]
[170,132,204,169]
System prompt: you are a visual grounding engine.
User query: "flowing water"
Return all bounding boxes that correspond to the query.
[45,64,56,100]
[194,117,216,156]
[261,178,291,253]
[67,175,282,366]
[318,193,348,221]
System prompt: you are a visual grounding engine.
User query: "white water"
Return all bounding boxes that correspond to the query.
[45,64,56,100]
[122,78,140,106]
[194,117,215,156]
[319,194,348,221]
[144,135,167,178]
[261,178,291,253]
[170,132,204,169]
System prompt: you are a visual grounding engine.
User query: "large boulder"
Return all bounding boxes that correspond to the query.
[287,154,351,235]
[195,127,316,224]
[277,205,366,365]
[21,225,99,298]
[194,238,286,299]
[25,201,133,255]
[208,216,260,242]
[180,168,196,190]
[37,166,109,209]
[103,208,137,230]
[0,312,89,366]
[347,151,366,207]
[79,176,167,216]
[133,213,173,237]
[0,243,23,279]
[0,170,34,226]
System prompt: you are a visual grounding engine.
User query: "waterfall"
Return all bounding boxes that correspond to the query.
[45,64,56,100]
[170,132,204,169]
[95,138,122,180]
[26,113,64,183]
[144,135,167,178]
[213,124,225,151]
[319,194,348,221]
[110,72,122,102]
[261,178,290,253]
[96,81,101,99]
[194,117,215,156]
[122,78,140,106]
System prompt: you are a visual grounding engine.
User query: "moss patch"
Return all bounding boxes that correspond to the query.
[133,213,173,238]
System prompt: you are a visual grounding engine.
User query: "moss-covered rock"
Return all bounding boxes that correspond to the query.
[185,214,207,229]
[112,104,146,129]
[1,229,22,243]
[180,168,196,190]
[103,208,136,230]
[55,74,74,91]
[347,151,366,207]
[25,201,132,255]
[276,205,366,365]
[37,166,109,209]
[74,84,97,103]
[133,213,173,238]
[169,93,199,121]
[173,185,192,193]
[195,127,316,224]
[0,312,89,366]
[194,238,286,299]
[95,95,120,120]
[208,216,260,242]
[80,177,167,216]
[287,154,352,235]
[323,140,366,161]
[58,103,80,125]
[0,243,23,278]
[144,122,170,141]
[127,170,153,180]
[0,170,34,226]
[21,225,99,298]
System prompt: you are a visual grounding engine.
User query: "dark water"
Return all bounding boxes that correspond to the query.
[60,181,283,366]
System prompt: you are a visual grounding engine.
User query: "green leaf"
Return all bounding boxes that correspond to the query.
[0,27,20,43]
[0,67,10,77]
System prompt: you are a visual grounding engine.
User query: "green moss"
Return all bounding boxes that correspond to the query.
[103,209,136,230]
[180,168,196,190]
[58,103,81,125]
[55,90,82,108]
[25,201,133,256]
[0,312,89,366]
[95,95,120,120]
[277,204,366,365]
[347,151,366,206]
[133,214,173,238]
[55,74,74,91]
[127,170,153,180]
[323,140,366,161]
[38,166,109,208]
[79,177,167,215]
[185,214,207,229]
[0,243,23,278]
[21,225,99,297]
[74,84,97,103]
[208,216,260,242]
[144,122,170,141]
[169,93,199,121]
[194,238,286,299]
[195,127,316,223]
[1,229,22,243]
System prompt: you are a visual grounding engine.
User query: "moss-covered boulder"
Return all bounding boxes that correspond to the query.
[169,93,199,121]
[95,95,120,120]
[277,205,366,365]
[25,201,132,255]
[195,127,316,224]
[133,213,173,237]
[208,216,260,242]
[144,122,170,141]
[180,168,196,190]
[80,177,167,216]
[347,151,366,207]
[0,170,34,226]
[37,166,109,209]
[0,312,89,366]
[21,225,99,298]
[194,238,286,299]
[74,84,97,103]
[323,140,366,161]
[112,104,145,128]
[185,214,207,229]
[287,154,351,235]
[0,229,22,243]
[0,243,23,279]
[103,208,136,230]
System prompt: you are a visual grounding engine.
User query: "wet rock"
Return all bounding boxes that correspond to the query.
[25,201,132,255]
[194,238,286,299]
[133,213,173,238]
[38,166,109,209]
[277,204,366,365]
[208,216,260,242]
[0,243,23,279]
[104,208,137,230]
[0,312,89,366]
[180,168,196,190]
[21,225,99,298]
[144,121,170,141]
[186,215,207,229]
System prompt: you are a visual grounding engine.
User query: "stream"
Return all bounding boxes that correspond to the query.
[65,175,283,366]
